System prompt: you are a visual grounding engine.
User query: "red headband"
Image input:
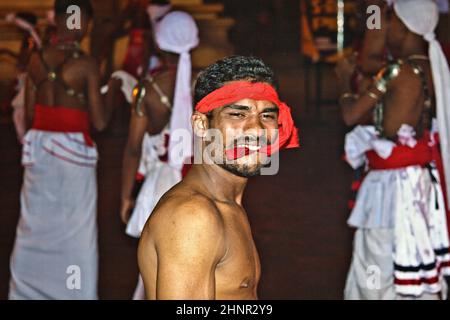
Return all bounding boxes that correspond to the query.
[195,81,299,154]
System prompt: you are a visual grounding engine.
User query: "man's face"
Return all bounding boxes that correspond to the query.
[202,98,279,178]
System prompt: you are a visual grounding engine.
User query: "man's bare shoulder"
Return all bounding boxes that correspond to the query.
[142,186,225,243]
[387,60,422,94]
[140,186,225,259]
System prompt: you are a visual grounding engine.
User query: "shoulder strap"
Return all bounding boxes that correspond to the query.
[147,75,172,109]
[132,74,173,117]
[34,48,86,103]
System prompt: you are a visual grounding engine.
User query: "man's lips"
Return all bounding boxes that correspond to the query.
[225,145,270,160]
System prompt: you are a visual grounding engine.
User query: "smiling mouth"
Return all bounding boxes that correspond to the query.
[238,144,261,151]
[225,144,266,160]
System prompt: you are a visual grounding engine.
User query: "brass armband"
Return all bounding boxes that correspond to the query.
[132,82,147,117]
[373,60,403,93]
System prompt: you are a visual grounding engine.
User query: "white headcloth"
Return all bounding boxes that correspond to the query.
[155,11,199,170]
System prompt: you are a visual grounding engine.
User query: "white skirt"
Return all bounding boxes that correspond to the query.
[344,228,448,300]
[9,130,99,300]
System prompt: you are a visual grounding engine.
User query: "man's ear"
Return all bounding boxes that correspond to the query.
[192,111,209,138]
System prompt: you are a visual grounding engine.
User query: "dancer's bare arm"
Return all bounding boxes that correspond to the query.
[339,63,421,129]
[120,106,148,223]
[85,57,120,131]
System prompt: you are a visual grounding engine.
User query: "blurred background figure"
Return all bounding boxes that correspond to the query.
[8,0,118,300]
[0,12,40,142]
[336,0,450,300]
[120,11,199,300]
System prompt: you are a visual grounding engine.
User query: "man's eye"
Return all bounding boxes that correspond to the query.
[229,113,245,118]
[262,113,276,120]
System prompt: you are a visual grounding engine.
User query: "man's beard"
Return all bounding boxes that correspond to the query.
[218,162,262,178]
[209,132,273,177]
[218,156,272,178]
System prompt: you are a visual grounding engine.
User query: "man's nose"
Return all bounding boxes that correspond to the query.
[243,114,265,137]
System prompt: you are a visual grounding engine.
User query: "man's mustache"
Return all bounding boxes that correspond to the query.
[227,135,271,148]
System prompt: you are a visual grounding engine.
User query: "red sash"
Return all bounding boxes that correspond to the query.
[366,134,432,170]
[32,104,93,146]
[366,132,450,236]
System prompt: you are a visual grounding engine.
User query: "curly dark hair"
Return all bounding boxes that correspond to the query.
[194,55,277,106]
[54,0,93,18]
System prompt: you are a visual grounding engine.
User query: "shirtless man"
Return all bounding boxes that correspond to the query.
[138,55,299,300]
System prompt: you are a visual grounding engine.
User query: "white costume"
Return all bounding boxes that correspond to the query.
[9,110,98,300]
[344,124,450,299]
[344,0,450,300]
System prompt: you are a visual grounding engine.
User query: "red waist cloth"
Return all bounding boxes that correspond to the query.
[366,135,432,170]
[365,132,449,236]
[32,104,93,146]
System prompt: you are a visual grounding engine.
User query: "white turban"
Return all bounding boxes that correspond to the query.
[395,0,450,201]
[155,11,199,170]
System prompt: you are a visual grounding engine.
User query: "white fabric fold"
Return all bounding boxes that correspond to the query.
[344,125,396,169]
[101,70,138,103]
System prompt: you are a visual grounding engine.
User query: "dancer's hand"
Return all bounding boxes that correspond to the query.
[120,198,135,224]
